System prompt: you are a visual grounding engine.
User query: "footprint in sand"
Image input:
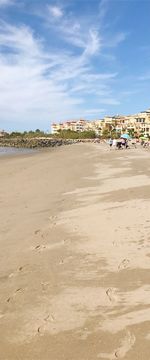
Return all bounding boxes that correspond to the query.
[48,215,58,227]
[112,240,117,246]
[73,226,79,232]
[58,255,73,265]
[34,229,41,235]
[37,313,55,334]
[118,259,130,271]
[49,215,57,221]
[7,288,23,303]
[34,241,65,253]
[98,331,136,359]
[34,244,46,251]
[106,288,118,303]
[114,331,136,358]
[9,266,25,278]
[41,282,50,291]
[34,229,45,239]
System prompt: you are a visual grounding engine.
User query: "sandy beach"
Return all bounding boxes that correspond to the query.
[0,143,150,359]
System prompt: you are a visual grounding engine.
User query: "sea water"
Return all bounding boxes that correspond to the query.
[0,147,34,156]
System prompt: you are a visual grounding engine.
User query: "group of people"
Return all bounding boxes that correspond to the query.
[141,139,150,148]
[109,137,129,149]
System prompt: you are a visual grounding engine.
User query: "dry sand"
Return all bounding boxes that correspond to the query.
[0,143,150,359]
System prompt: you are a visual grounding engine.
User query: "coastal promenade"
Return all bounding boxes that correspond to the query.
[0,144,150,359]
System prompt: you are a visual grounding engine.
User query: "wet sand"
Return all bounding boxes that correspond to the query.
[0,143,150,359]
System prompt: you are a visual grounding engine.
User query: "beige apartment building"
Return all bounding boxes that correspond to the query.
[51,109,150,136]
[102,109,150,136]
[124,110,150,136]
[51,119,88,134]
[51,119,104,135]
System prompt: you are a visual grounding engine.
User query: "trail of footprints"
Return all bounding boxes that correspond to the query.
[4,213,138,358]
[4,218,67,306]
[105,257,135,359]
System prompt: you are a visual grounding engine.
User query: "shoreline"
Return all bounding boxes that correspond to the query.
[0,143,65,161]
[0,143,150,359]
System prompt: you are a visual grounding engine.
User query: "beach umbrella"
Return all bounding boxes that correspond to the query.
[121,133,131,140]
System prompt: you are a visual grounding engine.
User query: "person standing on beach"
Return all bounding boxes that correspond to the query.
[112,138,117,148]
[125,139,129,148]
[109,138,113,148]
[121,138,126,148]
[116,139,122,149]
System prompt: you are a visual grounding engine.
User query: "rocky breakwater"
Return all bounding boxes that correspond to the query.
[0,137,76,149]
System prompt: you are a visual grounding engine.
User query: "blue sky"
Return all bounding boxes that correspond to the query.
[0,0,150,131]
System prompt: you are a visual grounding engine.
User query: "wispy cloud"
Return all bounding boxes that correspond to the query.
[0,15,120,130]
[45,5,102,56]
[0,0,126,130]
[0,21,41,55]
[99,0,110,23]
[0,0,15,7]
[44,1,127,59]
[84,30,101,56]
[98,0,127,48]
[0,22,80,128]
[48,5,63,18]
[106,32,127,47]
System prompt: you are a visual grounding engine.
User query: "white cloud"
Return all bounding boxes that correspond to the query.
[0,23,82,129]
[84,30,101,56]
[0,15,120,130]
[99,0,109,23]
[45,7,101,56]
[45,2,126,60]
[0,0,15,6]
[68,27,101,55]
[0,22,41,55]
[98,0,127,48]
[48,5,63,18]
